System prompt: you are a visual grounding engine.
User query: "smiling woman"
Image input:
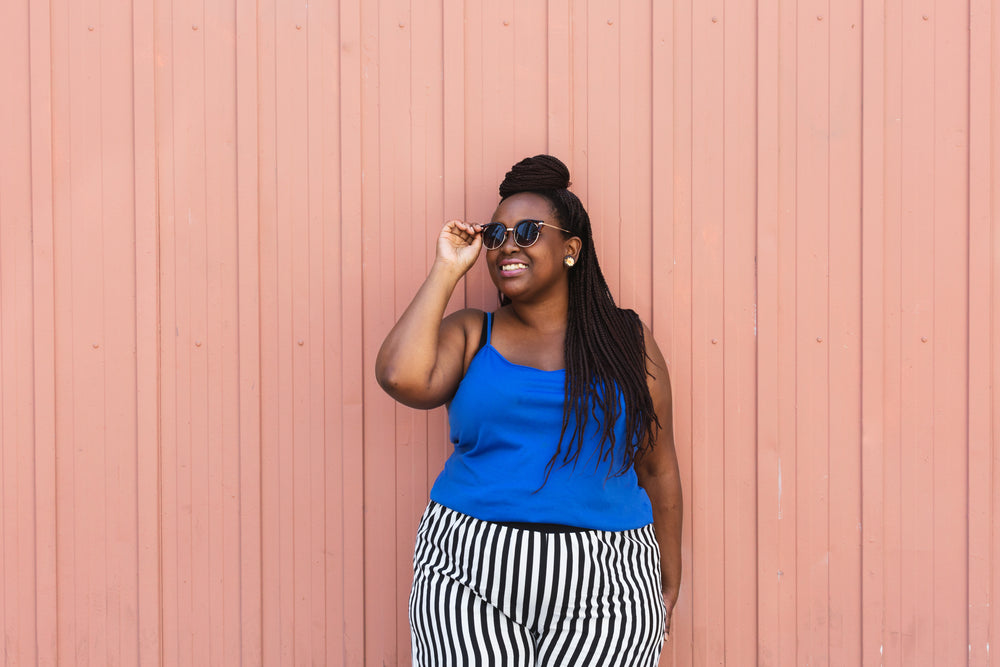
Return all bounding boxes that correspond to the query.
[375,155,683,666]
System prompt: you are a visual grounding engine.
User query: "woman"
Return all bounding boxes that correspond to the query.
[376,155,682,666]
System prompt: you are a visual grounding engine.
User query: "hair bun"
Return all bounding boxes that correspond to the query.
[499,154,571,198]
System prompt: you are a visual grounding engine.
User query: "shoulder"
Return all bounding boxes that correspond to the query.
[442,307,487,331]
[623,312,668,378]
[442,307,491,372]
[440,307,488,349]
[636,319,671,395]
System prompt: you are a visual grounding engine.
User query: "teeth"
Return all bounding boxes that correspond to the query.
[501,263,527,271]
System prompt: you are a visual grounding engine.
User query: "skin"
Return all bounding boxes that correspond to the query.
[375,192,683,639]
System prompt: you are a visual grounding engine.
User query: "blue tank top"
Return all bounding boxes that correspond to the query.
[429,312,654,531]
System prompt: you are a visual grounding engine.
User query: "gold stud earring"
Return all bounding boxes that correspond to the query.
[564,256,576,267]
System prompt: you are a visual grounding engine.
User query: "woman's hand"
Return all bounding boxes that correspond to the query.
[663,586,679,641]
[436,220,484,276]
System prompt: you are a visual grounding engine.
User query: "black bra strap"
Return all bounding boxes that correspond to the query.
[476,311,489,354]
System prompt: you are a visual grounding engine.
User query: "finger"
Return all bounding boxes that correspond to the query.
[445,223,472,242]
[446,220,478,239]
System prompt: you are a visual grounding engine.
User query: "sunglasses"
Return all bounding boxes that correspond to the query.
[480,219,573,250]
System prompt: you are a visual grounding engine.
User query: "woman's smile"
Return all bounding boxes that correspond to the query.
[498,259,529,277]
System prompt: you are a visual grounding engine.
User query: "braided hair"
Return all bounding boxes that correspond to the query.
[497,155,660,482]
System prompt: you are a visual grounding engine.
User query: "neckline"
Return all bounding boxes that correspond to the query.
[485,342,565,374]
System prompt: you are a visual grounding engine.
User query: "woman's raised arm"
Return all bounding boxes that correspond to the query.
[375,220,484,409]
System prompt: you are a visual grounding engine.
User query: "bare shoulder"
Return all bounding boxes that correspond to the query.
[638,320,671,388]
[441,307,486,342]
[441,307,489,372]
[442,306,485,330]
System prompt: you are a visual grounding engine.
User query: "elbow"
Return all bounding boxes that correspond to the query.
[374,363,442,409]
[374,343,398,390]
[375,357,402,394]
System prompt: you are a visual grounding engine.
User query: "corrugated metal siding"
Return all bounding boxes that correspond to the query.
[0,0,997,665]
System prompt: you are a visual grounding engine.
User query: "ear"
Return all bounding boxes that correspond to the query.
[564,236,583,263]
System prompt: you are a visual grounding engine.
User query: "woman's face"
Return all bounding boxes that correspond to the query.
[485,192,580,303]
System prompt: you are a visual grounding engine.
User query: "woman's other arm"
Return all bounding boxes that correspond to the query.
[634,323,683,639]
[375,220,483,409]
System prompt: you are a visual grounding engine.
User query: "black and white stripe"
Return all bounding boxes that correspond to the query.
[410,502,666,666]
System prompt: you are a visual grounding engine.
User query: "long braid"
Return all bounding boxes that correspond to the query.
[497,155,660,483]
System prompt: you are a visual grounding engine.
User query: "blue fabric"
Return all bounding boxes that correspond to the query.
[430,312,653,531]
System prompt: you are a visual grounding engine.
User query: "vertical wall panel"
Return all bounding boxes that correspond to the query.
[931,3,971,666]
[101,0,139,658]
[721,0,758,664]
[968,1,999,665]
[205,0,241,661]
[755,0,782,662]
[618,0,653,317]
[774,0,801,663]
[827,2,863,664]
[49,0,75,660]
[881,0,906,660]
[28,0,59,658]
[796,2,832,665]
[152,0,179,661]
[255,0,282,660]
[132,0,162,660]
[0,0,37,663]
[899,2,937,663]
[689,1,727,664]
[0,0,997,665]
[859,0,887,662]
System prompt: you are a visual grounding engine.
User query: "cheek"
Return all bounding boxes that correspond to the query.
[484,250,502,281]
[533,242,564,268]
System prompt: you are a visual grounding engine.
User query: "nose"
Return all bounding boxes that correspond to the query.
[499,227,519,252]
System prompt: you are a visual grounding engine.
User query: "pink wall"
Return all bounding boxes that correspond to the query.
[1,0,998,665]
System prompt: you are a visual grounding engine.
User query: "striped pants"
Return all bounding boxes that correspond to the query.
[409,502,666,666]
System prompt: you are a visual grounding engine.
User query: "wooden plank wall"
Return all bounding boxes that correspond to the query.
[0,0,997,665]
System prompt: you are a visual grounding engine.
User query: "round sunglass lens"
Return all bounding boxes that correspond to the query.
[514,221,540,247]
[482,223,506,249]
